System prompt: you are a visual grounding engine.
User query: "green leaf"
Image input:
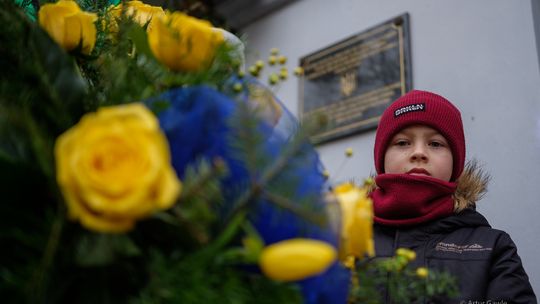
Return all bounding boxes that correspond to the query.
[127,23,154,59]
[76,234,141,267]
[30,20,88,125]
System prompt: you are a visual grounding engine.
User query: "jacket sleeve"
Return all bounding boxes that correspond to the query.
[486,232,537,303]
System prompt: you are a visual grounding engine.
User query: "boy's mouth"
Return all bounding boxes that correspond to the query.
[406,168,431,176]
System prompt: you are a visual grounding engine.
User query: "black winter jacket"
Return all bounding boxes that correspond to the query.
[375,209,536,303]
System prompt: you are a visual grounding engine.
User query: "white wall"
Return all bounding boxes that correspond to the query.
[241,0,540,293]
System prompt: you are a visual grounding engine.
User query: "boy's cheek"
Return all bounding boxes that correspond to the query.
[383,150,406,174]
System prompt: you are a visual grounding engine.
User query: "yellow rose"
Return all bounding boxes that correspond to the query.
[55,103,181,233]
[147,11,224,71]
[259,238,337,282]
[38,0,97,54]
[334,183,375,260]
[107,1,165,30]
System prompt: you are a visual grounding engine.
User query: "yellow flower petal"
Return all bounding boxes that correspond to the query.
[78,208,135,234]
[39,1,79,45]
[126,1,164,26]
[154,167,182,209]
[55,103,182,233]
[77,11,98,54]
[63,13,83,51]
[148,12,223,71]
[259,238,337,281]
[38,0,97,54]
[334,183,374,260]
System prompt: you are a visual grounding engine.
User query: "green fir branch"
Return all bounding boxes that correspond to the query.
[228,100,267,177]
[169,158,228,245]
[134,246,301,304]
[223,102,328,229]
[27,209,65,302]
[262,190,326,226]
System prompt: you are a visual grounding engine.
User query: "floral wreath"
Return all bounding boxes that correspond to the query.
[0,1,457,303]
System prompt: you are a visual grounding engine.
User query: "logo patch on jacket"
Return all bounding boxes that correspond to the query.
[394,103,425,117]
[435,242,492,254]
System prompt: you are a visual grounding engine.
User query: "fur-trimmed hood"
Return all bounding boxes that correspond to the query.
[453,160,490,212]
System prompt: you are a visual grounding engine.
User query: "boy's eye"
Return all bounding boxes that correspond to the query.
[394,140,409,146]
[429,141,444,148]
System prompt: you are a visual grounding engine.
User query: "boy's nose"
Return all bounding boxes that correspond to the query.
[410,145,428,162]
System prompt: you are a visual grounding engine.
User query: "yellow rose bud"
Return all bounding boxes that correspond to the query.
[279,69,288,80]
[55,103,182,233]
[396,248,408,257]
[396,248,416,261]
[334,183,374,260]
[233,82,243,93]
[278,55,287,65]
[268,73,279,85]
[38,0,97,54]
[147,11,223,71]
[255,60,265,70]
[259,239,337,282]
[125,1,164,26]
[345,148,353,157]
[106,1,164,33]
[268,55,277,65]
[416,267,429,278]
[248,65,259,77]
[237,70,245,78]
[294,66,304,76]
[270,47,279,55]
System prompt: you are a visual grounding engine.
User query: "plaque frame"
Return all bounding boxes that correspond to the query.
[299,14,412,144]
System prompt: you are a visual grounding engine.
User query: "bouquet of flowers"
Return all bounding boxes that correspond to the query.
[0,1,457,303]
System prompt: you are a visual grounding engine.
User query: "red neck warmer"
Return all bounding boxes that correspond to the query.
[370,174,457,227]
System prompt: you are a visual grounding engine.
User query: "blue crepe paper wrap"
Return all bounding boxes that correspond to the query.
[146,83,349,304]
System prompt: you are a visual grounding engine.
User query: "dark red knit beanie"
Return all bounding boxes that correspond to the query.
[374,90,466,181]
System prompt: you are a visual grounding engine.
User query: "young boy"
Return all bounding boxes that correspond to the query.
[371,90,537,303]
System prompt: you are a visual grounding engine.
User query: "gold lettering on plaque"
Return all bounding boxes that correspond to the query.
[340,70,357,97]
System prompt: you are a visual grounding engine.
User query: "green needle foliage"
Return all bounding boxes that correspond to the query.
[0,2,321,303]
[350,250,460,304]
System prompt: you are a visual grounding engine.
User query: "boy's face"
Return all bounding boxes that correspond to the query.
[383,125,453,182]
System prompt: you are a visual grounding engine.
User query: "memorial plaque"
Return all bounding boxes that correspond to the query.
[299,14,412,144]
